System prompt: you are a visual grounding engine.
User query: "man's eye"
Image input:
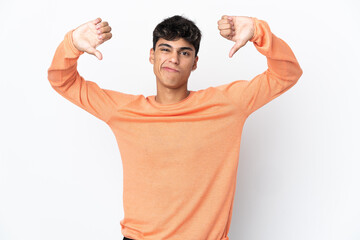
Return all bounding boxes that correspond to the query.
[181,51,190,56]
[160,48,170,52]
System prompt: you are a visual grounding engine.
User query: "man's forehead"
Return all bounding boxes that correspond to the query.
[156,38,194,50]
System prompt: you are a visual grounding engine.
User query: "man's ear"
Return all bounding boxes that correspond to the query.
[192,56,199,71]
[149,48,154,64]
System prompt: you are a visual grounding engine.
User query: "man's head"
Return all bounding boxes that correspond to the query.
[152,15,202,57]
[150,15,202,91]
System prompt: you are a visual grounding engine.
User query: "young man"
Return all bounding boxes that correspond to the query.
[48,15,302,240]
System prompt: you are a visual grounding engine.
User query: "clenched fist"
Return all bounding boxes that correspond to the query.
[217,15,255,58]
[72,17,112,60]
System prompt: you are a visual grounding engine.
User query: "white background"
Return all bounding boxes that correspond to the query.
[1,0,359,239]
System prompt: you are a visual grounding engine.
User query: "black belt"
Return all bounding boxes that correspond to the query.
[123,237,135,240]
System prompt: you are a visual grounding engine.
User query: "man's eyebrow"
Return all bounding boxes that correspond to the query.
[179,47,194,51]
[158,43,172,48]
[158,43,194,51]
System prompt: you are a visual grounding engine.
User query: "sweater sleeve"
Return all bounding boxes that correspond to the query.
[47,30,133,123]
[215,18,303,116]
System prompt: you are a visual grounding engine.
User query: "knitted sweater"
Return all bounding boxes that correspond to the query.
[48,17,302,240]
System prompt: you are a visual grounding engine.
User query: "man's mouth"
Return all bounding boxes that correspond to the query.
[162,67,179,72]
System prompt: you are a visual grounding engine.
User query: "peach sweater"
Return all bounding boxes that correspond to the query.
[48,18,302,240]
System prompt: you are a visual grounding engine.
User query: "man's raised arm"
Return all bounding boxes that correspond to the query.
[216,15,303,116]
[47,18,125,123]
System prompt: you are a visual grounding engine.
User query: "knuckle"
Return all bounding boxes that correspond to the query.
[222,29,230,35]
[220,25,229,30]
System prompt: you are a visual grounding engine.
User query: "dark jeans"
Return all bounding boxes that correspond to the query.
[123,237,135,240]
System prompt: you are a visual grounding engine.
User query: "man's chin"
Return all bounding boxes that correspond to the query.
[159,81,185,89]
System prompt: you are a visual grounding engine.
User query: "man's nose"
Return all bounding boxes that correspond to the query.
[169,52,179,64]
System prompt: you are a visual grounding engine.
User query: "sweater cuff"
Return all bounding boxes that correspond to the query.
[64,30,84,57]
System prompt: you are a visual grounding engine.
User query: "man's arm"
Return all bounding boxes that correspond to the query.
[47,18,130,123]
[216,16,303,116]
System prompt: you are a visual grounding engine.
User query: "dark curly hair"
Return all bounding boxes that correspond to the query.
[153,15,202,57]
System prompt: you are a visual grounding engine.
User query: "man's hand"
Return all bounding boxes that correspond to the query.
[72,18,112,60]
[217,15,255,58]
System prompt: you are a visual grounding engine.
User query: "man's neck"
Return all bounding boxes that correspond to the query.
[155,89,190,105]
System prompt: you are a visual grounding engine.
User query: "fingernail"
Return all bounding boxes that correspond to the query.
[97,30,101,34]
[98,35,102,39]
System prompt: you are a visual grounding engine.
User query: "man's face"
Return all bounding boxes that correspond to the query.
[149,38,198,90]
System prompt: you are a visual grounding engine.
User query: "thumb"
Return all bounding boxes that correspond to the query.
[229,40,246,58]
[88,47,103,60]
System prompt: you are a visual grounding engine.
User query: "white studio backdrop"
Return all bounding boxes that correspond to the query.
[0,0,359,239]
